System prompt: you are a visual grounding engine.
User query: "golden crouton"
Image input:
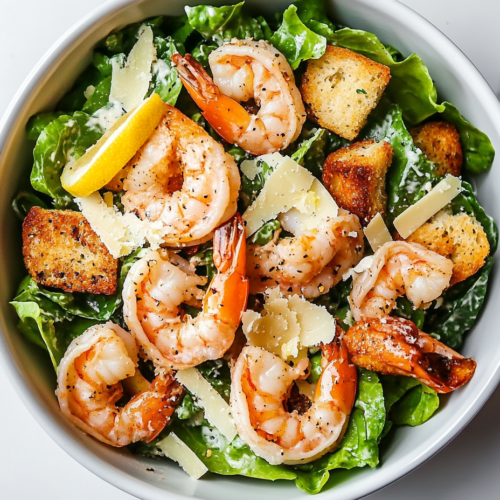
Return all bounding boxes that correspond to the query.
[406,210,489,285]
[301,46,391,141]
[323,140,393,226]
[22,207,118,295]
[410,121,463,176]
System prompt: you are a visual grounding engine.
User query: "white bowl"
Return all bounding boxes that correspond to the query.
[1,0,499,498]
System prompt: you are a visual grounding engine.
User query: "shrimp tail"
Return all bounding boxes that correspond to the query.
[319,327,357,416]
[344,317,476,393]
[172,53,251,142]
[206,213,249,323]
[124,373,184,443]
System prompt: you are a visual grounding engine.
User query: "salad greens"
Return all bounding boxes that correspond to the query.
[13,0,497,494]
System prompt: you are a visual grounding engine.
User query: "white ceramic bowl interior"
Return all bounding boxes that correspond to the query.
[1,0,499,499]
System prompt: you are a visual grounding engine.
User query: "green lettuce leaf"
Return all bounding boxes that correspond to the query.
[295,368,385,493]
[31,112,104,207]
[357,98,437,226]
[328,28,443,124]
[10,299,98,369]
[392,297,425,330]
[57,65,105,112]
[186,2,263,46]
[270,5,327,70]
[290,127,327,178]
[26,112,65,141]
[82,77,112,114]
[440,102,495,174]
[12,191,48,221]
[452,181,498,253]
[292,0,336,40]
[249,220,281,245]
[381,376,439,427]
[150,37,184,105]
[192,41,218,68]
[425,257,494,349]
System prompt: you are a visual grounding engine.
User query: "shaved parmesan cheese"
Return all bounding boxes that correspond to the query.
[364,213,392,251]
[394,176,462,238]
[243,153,338,236]
[242,293,303,362]
[243,156,314,236]
[75,192,165,258]
[243,288,336,363]
[110,26,155,112]
[176,368,237,442]
[343,255,374,281]
[288,294,336,347]
[157,433,208,479]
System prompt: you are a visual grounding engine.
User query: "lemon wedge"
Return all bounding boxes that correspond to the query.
[61,93,165,197]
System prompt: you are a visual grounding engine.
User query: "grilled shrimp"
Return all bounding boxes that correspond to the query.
[172,39,306,155]
[107,104,240,247]
[231,333,357,465]
[123,214,249,370]
[345,316,476,393]
[247,209,364,298]
[350,241,454,321]
[56,322,183,447]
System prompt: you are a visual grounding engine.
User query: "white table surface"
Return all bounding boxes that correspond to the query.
[1,1,500,499]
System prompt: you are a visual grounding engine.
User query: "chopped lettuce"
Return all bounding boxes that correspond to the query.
[186,2,264,45]
[249,220,281,245]
[12,191,48,221]
[425,257,494,349]
[381,376,439,427]
[26,112,65,141]
[291,0,337,40]
[270,5,326,70]
[150,37,184,105]
[82,77,112,114]
[31,112,104,207]
[290,127,327,178]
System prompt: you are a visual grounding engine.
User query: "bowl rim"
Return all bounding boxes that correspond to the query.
[1,0,500,499]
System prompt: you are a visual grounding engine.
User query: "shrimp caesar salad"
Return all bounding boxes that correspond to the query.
[11,0,497,493]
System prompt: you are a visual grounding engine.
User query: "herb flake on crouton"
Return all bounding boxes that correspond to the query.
[323,139,393,226]
[22,207,118,295]
[301,46,391,141]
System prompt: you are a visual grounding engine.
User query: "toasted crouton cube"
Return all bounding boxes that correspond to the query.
[22,207,118,295]
[406,210,489,285]
[301,46,391,141]
[410,121,463,176]
[323,140,393,226]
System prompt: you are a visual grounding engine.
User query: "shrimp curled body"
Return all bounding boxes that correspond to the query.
[247,210,364,298]
[172,39,306,155]
[108,104,240,246]
[345,316,477,393]
[231,336,357,465]
[350,241,453,321]
[56,322,183,447]
[123,214,249,370]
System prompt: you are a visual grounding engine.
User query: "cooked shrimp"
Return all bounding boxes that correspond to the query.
[172,39,306,155]
[56,322,183,447]
[123,214,249,370]
[231,333,357,465]
[107,104,240,247]
[247,210,364,298]
[350,241,454,321]
[345,316,476,393]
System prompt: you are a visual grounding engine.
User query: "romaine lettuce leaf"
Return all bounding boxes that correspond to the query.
[381,375,439,427]
[150,37,184,105]
[270,5,326,70]
[452,181,498,253]
[291,0,336,40]
[249,220,281,245]
[440,102,495,174]
[425,256,494,349]
[82,77,112,114]
[31,112,104,207]
[12,191,48,221]
[186,2,264,46]
[290,126,327,178]
[26,112,65,141]
[10,248,147,369]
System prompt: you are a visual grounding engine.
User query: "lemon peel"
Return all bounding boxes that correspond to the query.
[61,93,165,197]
